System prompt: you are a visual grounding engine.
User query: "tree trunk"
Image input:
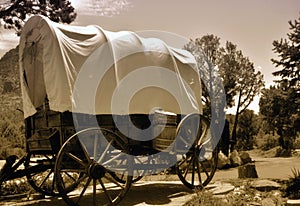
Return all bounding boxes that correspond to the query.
[231,88,242,151]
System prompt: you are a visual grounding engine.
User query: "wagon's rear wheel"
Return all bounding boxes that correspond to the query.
[175,114,219,190]
[25,152,83,196]
[24,153,58,196]
[55,128,132,206]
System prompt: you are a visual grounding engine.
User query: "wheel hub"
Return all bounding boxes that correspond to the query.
[89,163,106,179]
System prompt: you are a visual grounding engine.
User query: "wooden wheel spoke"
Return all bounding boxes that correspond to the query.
[79,143,92,164]
[44,155,51,160]
[76,177,92,204]
[98,178,113,204]
[196,159,203,186]
[60,168,86,173]
[93,179,97,206]
[71,173,88,187]
[118,173,125,181]
[183,156,193,178]
[36,169,52,188]
[101,152,123,166]
[63,171,77,182]
[66,152,87,167]
[97,140,113,164]
[93,136,99,158]
[51,170,56,192]
[200,161,210,178]
[196,158,202,183]
[177,156,187,167]
[104,174,125,189]
[191,157,195,185]
[65,173,87,191]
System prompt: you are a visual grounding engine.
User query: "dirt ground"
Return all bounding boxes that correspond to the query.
[1,150,300,206]
[213,150,300,181]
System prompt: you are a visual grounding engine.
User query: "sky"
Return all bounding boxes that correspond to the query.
[0,0,300,113]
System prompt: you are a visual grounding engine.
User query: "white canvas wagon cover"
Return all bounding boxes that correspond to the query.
[19,15,202,118]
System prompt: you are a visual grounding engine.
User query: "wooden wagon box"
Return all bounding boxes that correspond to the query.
[26,107,75,154]
[27,129,60,153]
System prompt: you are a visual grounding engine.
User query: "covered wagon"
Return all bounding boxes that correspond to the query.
[0,15,219,206]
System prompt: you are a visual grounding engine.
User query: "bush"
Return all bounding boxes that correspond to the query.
[184,191,228,206]
[255,132,280,151]
[275,147,292,157]
[293,133,300,149]
[285,168,300,199]
[0,94,25,160]
[0,178,33,196]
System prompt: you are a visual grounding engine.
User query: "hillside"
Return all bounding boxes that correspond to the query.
[0,46,20,95]
[0,46,22,115]
[0,47,25,159]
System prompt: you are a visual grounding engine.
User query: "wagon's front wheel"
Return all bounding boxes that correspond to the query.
[55,128,132,206]
[175,114,219,190]
[176,148,218,190]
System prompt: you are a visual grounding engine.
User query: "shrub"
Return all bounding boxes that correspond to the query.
[255,132,280,151]
[285,168,300,199]
[183,191,228,206]
[293,133,300,149]
[275,147,292,157]
[0,94,25,160]
[0,178,33,196]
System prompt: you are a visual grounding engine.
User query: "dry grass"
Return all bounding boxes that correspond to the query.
[0,178,34,196]
[184,179,287,206]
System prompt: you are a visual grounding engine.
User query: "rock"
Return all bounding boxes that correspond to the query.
[217,151,230,169]
[238,163,258,178]
[239,151,252,164]
[287,199,300,206]
[261,197,276,206]
[251,179,281,192]
[207,182,235,195]
[229,150,242,167]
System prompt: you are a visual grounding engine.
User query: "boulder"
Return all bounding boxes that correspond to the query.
[207,182,235,195]
[251,179,281,192]
[229,150,242,167]
[217,151,230,169]
[238,163,258,178]
[239,151,252,164]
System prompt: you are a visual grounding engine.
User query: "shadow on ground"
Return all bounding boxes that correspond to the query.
[1,181,193,206]
[123,182,193,205]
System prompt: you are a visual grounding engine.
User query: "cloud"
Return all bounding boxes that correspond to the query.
[73,0,133,17]
[0,30,19,58]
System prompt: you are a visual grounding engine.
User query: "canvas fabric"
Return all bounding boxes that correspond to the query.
[19,15,202,118]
